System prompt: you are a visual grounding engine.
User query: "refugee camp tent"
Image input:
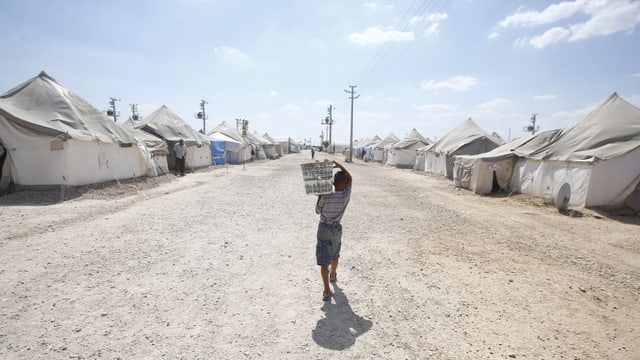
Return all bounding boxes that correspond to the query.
[274,137,301,154]
[208,121,251,164]
[256,132,278,159]
[372,133,400,163]
[0,71,149,191]
[361,135,381,161]
[263,133,283,157]
[289,138,301,153]
[244,131,267,160]
[127,125,170,176]
[208,131,242,164]
[509,93,640,208]
[386,129,431,168]
[423,118,502,179]
[453,129,561,194]
[208,136,226,165]
[130,105,211,171]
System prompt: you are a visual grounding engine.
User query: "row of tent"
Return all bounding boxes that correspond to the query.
[351,93,640,209]
[0,71,301,194]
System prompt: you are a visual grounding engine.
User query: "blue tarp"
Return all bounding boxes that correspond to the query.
[211,141,226,165]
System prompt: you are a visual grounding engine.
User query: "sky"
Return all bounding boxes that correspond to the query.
[1,0,639,145]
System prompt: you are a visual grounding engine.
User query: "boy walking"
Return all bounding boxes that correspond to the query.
[315,160,352,301]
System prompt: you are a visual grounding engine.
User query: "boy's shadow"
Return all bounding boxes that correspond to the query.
[311,283,373,350]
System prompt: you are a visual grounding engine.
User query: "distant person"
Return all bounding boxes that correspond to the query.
[315,160,352,302]
[173,139,187,176]
[311,147,315,159]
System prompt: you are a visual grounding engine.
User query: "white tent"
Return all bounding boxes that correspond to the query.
[263,133,283,157]
[361,135,381,161]
[256,132,278,159]
[509,93,640,208]
[208,132,242,164]
[208,121,251,164]
[127,124,170,177]
[129,105,211,171]
[244,131,268,160]
[386,129,431,168]
[453,129,561,194]
[424,118,502,179]
[0,71,149,191]
[274,137,300,154]
[372,133,400,163]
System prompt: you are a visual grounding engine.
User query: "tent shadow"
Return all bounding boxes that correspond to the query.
[311,283,373,351]
[588,206,640,225]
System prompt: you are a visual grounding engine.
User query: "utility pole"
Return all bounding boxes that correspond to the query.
[344,85,359,162]
[320,105,334,152]
[524,113,539,135]
[196,100,208,134]
[130,103,140,121]
[236,118,249,169]
[327,105,334,149]
[107,97,120,122]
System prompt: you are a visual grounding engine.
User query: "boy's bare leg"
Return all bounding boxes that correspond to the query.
[330,259,338,281]
[320,264,331,295]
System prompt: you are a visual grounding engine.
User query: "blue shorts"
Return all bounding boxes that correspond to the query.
[316,222,342,265]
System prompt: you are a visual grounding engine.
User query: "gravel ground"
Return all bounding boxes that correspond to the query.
[0,151,638,359]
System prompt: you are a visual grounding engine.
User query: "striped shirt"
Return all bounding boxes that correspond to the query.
[316,188,351,224]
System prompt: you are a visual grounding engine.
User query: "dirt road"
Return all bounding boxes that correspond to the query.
[1,151,638,359]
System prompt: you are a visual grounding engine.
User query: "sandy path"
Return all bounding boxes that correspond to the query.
[0,151,638,359]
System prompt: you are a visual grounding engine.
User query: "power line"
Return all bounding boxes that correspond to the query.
[357,0,450,91]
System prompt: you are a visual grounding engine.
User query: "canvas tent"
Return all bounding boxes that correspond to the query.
[129,105,211,171]
[256,132,278,159]
[509,93,640,208]
[386,129,431,168]
[125,124,171,177]
[244,131,267,160]
[361,135,381,161]
[208,121,251,164]
[274,137,301,154]
[423,118,502,179]
[452,129,561,194]
[0,71,150,191]
[371,132,400,163]
[262,133,282,159]
[208,132,241,165]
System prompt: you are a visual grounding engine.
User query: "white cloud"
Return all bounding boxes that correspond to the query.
[358,111,392,120]
[426,13,448,22]
[270,90,279,97]
[363,2,378,10]
[529,26,571,48]
[213,46,249,64]
[474,98,511,111]
[282,103,300,112]
[625,94,640,107]
[488,32,500,39]
[362,2,394,11]
[534,94,557,100]
[410,12,448,37]
[421,75,478,92]
[499,1,586,28]
[415,103,459,113]
[348,25,415,45]
[313,100,332,107]
[499,0,640,48]
[569,0,640,41]
[424,23,440,36]
[633,73,640,78]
